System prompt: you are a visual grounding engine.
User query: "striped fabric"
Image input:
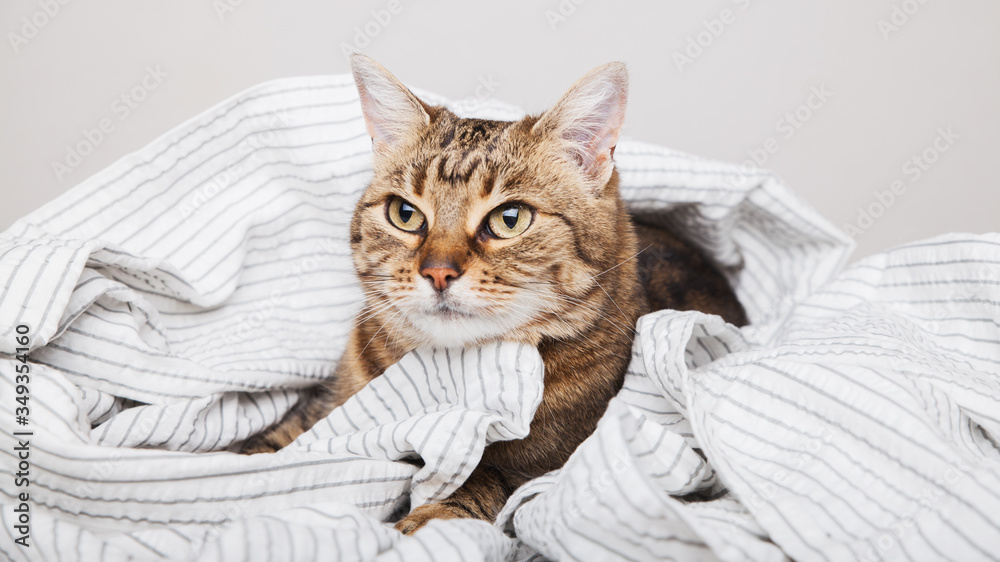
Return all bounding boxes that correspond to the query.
[1,74,997,561]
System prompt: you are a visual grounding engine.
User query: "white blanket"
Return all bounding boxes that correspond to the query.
[2,74,999,561]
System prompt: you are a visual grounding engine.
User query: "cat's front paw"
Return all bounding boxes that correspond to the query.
[239,433,282,455]
[394,502,468,535]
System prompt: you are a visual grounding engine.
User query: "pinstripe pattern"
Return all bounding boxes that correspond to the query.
[1,74,996,560]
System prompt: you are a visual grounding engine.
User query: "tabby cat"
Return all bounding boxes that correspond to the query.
[242,54,747,534]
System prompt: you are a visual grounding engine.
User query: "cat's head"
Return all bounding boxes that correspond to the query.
[348,55,635,349]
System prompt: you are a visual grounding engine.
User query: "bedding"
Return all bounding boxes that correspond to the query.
[1,74,998,561]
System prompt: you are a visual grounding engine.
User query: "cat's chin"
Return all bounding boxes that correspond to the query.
[406,310,524,349]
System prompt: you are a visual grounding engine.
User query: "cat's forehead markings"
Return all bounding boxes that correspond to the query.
[434,155,450,183]
[438,124,456,149]
[409,161,429,197]
[480,166,497,198]
[437,117,512,153]
[434,152,485,186]
[452,118,503,142]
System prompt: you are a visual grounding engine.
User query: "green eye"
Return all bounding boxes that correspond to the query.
[487,204,532,239]
[387,197,426,232]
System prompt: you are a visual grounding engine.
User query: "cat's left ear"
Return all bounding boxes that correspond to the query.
[350,54,432,158]
[533,62,628,189]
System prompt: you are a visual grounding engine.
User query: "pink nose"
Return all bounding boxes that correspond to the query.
[421,266,460,291]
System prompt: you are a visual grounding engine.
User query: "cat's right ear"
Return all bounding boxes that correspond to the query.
[532,62,628,190]
[350,54,432,158]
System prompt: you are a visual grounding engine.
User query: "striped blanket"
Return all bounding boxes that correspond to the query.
[2,74,999,561]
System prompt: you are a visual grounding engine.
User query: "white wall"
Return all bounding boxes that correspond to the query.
[1,0,997,259]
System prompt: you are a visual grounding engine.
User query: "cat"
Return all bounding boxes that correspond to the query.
[241,54,747,534]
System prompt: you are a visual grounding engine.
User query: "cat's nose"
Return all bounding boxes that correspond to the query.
[420,263,461,291]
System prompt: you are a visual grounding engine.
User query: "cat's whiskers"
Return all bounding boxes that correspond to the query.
[351,286,390,300]
[484,274,630,327]
[592,279,632,333]
[584,243,653,282]
[353,299,400,327]
[352,306,407,366]
[488,290,633,343]
[353,270,639,347]
[489,300,577,336]
[513,286,636,338]
[351,287,406,322]
[353,290,390,303]
[548,297,635,340]
[385,311,413,357]
[520,244,653,289]
[356,281,397,293]
[352,279,417,320]
[500,297,622,353]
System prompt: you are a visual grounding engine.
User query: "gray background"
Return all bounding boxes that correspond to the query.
[1,0,997,260]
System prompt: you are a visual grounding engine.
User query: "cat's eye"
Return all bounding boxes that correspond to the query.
[386,197,426,232]
[487,204,532,239]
